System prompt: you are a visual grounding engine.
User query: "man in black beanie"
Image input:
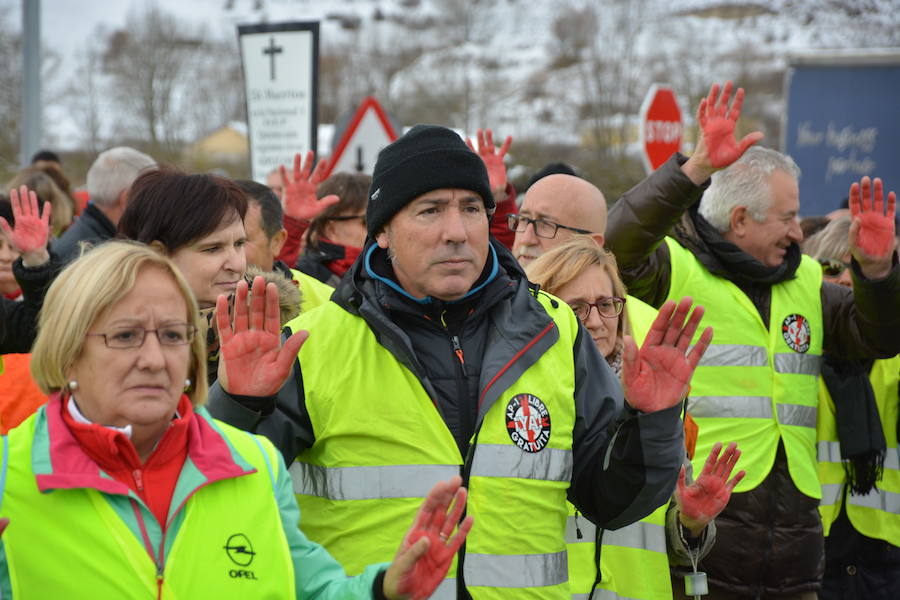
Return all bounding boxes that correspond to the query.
[210,124,707,599]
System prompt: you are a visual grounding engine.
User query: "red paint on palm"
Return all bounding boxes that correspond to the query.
[0,186,51,255]
[386,477,473,600]
[215,277,307,397]
[623,297,713,413]
[466,129,512,192]
[697,82,763,169]
[279,151,340,221]
[676,442,745,531]
[850,176,896,259]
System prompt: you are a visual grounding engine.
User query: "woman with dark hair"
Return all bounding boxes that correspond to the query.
[118,168,258,385]
[118,168,248,310]
[295,172,370,286]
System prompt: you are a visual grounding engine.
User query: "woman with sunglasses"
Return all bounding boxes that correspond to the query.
[527,236,744,600]
[803,215,900,600]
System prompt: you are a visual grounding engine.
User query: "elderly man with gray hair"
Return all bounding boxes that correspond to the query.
[606,82,900,599]
[53,146,155,262]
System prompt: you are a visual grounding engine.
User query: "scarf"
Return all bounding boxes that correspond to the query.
[321,238,362,278]
[820,354,885,495]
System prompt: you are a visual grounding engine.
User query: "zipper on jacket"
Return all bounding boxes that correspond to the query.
[133,469,144,492]
[156,564,164,600]
[450,335,466,373]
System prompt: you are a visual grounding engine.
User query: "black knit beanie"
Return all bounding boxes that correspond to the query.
[366,124,494,237]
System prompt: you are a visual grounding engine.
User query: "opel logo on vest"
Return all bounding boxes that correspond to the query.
[224,533,256,566]
[782,314,811,353]
[505,393,551,453]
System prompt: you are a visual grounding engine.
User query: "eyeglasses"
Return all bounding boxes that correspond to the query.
[568,297,626,321]
[819,259,851,278]
[325,214,366,225]
[507,214,592,239]
[86,324,197,349]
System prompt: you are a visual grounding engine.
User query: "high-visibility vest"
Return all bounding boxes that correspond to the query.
[666,237,824,498]
[286,293,580,600]
[1,410,295,598]
[817,356,900,545]
[567,299,672,600]
[290,268,334,313]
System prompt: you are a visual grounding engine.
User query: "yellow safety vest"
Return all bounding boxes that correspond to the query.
[666,237,824,498]
[0,410,294,598]
[817,356,900,545]
[290,268,334,313]
[286,293,580,600]
[567,299,672,600]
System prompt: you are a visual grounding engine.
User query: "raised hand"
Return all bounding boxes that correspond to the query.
[466,129,512,193]
[848,176,896,279]
[622,297,712,413]
[216,276,308,397]
[384,476,473,600]
[675,442,744,535]
[0,185,51,267]
[279,151,340,221]
[697,81,764,169]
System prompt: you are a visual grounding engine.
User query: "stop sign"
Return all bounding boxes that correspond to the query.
[640,84,683,172]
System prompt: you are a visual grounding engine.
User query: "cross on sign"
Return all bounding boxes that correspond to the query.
[263,37,283,81]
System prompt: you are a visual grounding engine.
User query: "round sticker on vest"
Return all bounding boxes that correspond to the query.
[782,314,811,353]
[505,394,551,453]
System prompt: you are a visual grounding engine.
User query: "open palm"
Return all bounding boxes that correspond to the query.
[384,477,473,600]
[622,297,712,413]
[698,81,763,169]
[849,176,896,261]
[676,442,745,533]
[0,185,50,255]
[216,276,307,397]
[466,128,512,192]
[279,150,339,221]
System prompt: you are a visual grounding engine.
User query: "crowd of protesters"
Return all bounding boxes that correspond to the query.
[0,81,896,600]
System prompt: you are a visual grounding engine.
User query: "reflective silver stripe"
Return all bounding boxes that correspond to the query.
[594,590,642,600]
[565,514,597,544]
[774,353,822,376]
[601,521,667,554]
[464,551,568,588]
[430,578,456,600]
[470,444,572,482]
[777,404,817,428]
[821,483,843,507]
[888,449,900,471]
[699,344,768,367]
[849,488,900,514]
[688,396,772,419]
[572,594,591,600]
[818,440,842,463]
[289,463,459,500]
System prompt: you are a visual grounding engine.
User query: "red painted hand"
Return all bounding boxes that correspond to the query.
[697,81,763,169]
[0,185,51,257]
[466,129,512,192]
[849,176,896,274]
[676,442,745,535]
[279,151,340,221]
[215,276,308,397]
[384,476,473,600]
[622,297,713,413]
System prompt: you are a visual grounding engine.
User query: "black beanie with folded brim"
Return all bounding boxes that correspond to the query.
[366,124,494,238]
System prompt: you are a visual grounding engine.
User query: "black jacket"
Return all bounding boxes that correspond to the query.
[208,238,685,534]
[0,254,60,354]
[606,153,900,596]
[52,204,116,264]
[295,240,344,287]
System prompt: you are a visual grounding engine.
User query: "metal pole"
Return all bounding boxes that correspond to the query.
[20,0,41,167]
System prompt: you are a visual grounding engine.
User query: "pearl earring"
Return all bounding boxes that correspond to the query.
[67,380,78,392]
[184,379,192,392]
